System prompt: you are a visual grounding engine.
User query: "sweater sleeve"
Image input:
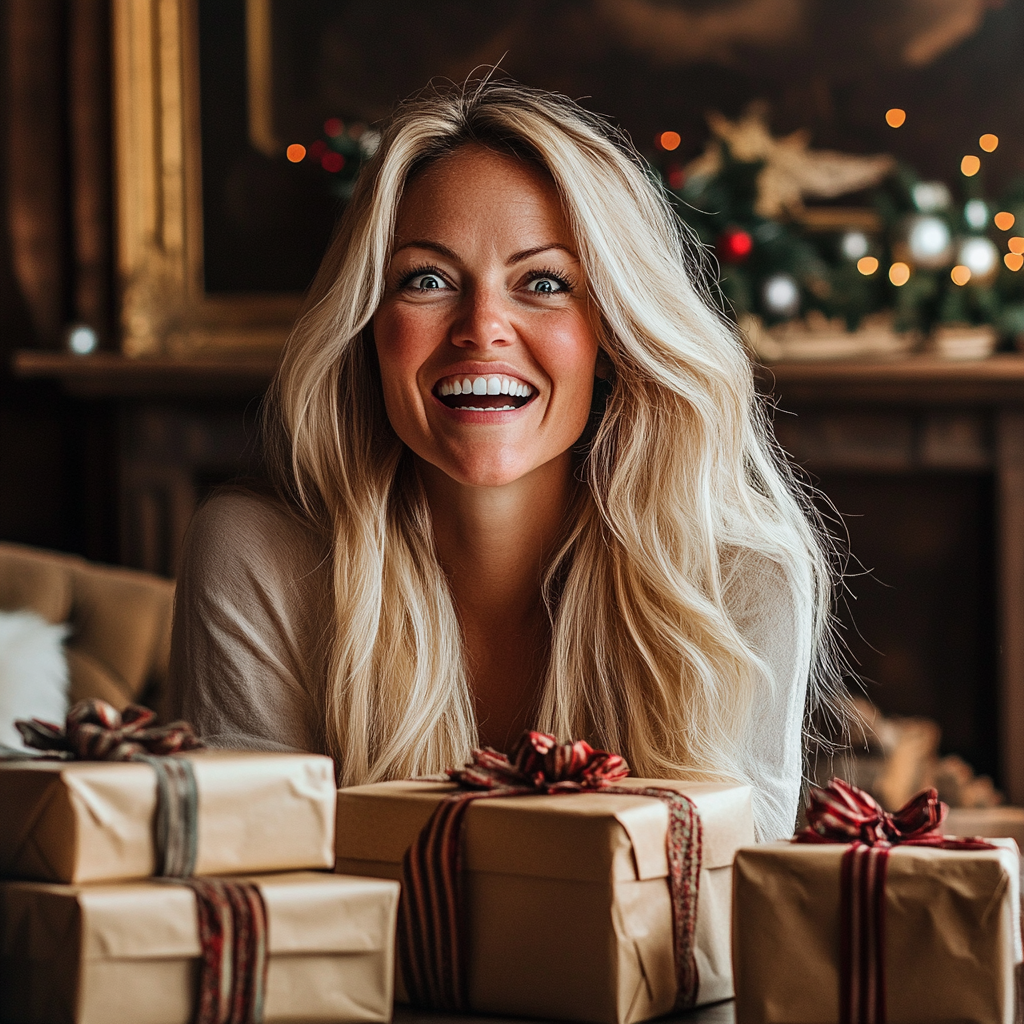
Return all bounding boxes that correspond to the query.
[724,550,814,842]
[165,490,331,754]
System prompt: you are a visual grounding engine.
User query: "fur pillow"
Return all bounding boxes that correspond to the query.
[0,610,70,749]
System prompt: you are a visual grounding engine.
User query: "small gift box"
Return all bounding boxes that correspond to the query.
[0,871,400,1024]
[732,780,1023,1024]
[0,701,337,883]
[335,732,754,1024]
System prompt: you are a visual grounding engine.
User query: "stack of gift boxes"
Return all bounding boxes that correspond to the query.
[0,747,400,1024]
[2,712,1021,1024]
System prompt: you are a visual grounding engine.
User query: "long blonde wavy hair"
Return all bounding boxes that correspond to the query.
[267,80,836,802]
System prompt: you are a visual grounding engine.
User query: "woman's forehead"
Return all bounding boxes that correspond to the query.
[393,145,572,249]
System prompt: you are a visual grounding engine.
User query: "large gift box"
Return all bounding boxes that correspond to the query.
[732,781,1023,1024]
[335,756,753,1024]
[0,750,337,883]
[0,871,400,1024]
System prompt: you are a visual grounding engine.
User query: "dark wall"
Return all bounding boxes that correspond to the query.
[0,0,118,561]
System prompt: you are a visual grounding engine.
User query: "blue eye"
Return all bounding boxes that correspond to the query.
[524,270,573,294]
[406,272,447,291]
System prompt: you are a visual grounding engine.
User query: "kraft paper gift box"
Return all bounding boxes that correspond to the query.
[0,751,337,883]
[335,777,754,1024]
[0,871,400,1024]
[732,839,1023,1024]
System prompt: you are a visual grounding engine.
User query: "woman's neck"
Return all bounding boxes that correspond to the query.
[418,453,575,750]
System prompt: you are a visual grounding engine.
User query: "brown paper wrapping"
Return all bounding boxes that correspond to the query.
[0,870,400,1024]
[335,777,754,1024]
[732,839,1023,1024]
[0,751,337,883]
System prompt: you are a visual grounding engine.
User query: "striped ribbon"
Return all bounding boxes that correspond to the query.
[169,878,269,1024]
[16,698,203,876]
[398,731,703,1012]
[794,778,994,1024]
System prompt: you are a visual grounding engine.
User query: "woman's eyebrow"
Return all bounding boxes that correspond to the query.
[392,240,462,261]
[507,243,579,265]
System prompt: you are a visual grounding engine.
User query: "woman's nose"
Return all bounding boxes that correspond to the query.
[449,284,514,349]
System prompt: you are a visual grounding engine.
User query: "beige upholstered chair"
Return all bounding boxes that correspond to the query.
[0,542,174,713]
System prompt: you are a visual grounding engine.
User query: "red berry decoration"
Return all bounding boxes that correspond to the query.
[717,227,753,264]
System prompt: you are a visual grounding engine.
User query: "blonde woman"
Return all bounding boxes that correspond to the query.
[167,80,837,841]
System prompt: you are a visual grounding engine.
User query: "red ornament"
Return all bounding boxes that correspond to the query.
[321,151,345,173]
[717,227,753,264]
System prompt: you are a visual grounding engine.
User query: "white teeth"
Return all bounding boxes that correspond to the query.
[437,374,534,400]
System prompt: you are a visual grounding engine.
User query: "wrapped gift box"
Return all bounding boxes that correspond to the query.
[0,751,337,883]
[732,839,1023,1024]
[335,777,753,1024]
[0,870,399,1024]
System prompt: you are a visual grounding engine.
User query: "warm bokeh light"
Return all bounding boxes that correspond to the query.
[960,155,981,177]
[979,134,999,153]
[324,117,343,137]
[1009,237,1024,255]
[950,265,972,286]
[658,131,681,151]
[994,211,1016,231]
[885,108,906,128]
[888,262,911,286]
[857,256,879,276]
[321,152,344,173]
[286,144,306,163]
[1005,253,1024,272]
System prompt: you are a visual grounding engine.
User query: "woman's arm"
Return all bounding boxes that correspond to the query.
[725,550,814,841]
[165,490,331,753]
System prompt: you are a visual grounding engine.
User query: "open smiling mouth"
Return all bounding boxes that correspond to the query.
[434,374,535,412]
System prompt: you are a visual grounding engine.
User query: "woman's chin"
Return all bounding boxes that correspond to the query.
[415,449,571,492]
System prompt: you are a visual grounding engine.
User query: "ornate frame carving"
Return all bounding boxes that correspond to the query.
[112,0,300,356]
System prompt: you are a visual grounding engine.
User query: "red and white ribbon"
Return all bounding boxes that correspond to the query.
[398,731,703,1012]
[794,779,993,1024]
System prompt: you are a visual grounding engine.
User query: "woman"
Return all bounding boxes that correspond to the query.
[167,80,837,841]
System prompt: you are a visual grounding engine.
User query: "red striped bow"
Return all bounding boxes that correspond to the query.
[793,779,993,1024]
[399,731,702,1014]
[449,730,630,793]
[16,698,203,761]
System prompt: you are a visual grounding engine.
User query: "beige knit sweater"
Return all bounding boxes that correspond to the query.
[167,489,813,840]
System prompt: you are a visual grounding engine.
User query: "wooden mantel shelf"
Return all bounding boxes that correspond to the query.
[12,350,278,398]
[17,349,1024,404]
[759,353,1024,405]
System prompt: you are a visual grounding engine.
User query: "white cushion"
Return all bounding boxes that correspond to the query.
[0,610,69,749]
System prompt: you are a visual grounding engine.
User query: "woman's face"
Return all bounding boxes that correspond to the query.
[373,144,600,490]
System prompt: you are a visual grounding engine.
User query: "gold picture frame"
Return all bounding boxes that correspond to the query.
[112,0,301,357]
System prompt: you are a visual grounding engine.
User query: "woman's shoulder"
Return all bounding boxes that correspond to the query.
[722,546,811,628]
[180,486,329,590]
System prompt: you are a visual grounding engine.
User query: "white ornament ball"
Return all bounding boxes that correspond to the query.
[912,181,951,213]
[964,199,988,230]
[66,324,98,355]
[762,273,801,318]
[841,231,869,260]
[958,236,998,279]
[907,215,953,268]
